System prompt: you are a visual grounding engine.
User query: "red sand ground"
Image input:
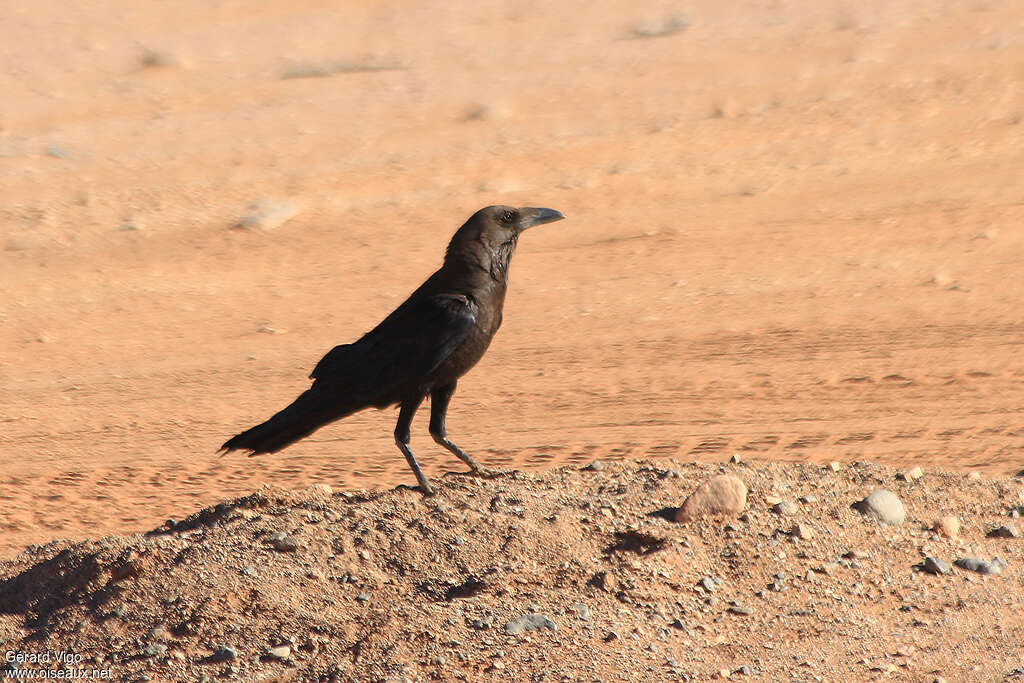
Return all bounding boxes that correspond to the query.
[1,0,1022,567]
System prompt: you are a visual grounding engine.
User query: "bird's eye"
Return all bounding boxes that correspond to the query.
[501,210,516,224]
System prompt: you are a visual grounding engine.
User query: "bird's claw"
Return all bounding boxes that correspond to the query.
[444,466,508,480]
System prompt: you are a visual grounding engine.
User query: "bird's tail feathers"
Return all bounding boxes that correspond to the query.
[219,388,353,455]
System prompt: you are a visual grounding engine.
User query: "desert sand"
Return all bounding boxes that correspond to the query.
[2,0,1024,678]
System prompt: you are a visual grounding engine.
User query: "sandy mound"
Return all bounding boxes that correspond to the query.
[2,459,1022,682]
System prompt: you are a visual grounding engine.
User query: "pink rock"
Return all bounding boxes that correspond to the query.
[674,475,748,523]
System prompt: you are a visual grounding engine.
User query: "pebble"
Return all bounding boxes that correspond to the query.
[582,460,604,471]
[698,577,717,593]
[504,613,557,635]
[728,604,752,616]
[933,516,960,539]
[922,557,951,575]
[799,495,818,504]
[768,576,786,592]
[268,531,302,552]
[356,592,371,602]
[142,644,167,658]
[266,645,291,660]
[472,615,495,630]
[955,557,1005,575]
[234,199,301,232]
[791,523,814,539]
[571,604,590,621]
[306,483,333,497]
[211,645,238,662]
[987,524,1020,538]
[147,626,171,641]
[772,501,798,516]
[675,475,748,523]
[853,489,905,525]
[899,466,924,481]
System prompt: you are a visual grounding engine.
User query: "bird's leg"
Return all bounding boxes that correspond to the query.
[394,396,435,495]
[429,382,503,478]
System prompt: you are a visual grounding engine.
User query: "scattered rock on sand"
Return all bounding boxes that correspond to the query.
[210,645,238,662]
[933,516,960,539]
[853,489,905,525]
[266,645,291,660]
[772,501,798,516]
[233,200,301,232]
[899,466,924,481]
[955,557,1006,575]
[791,523,815,539]
[987,524,1020,539]
[504,613,557,635]
[674,475,747,523]
[922,557,951,575]
[268,531,302,552]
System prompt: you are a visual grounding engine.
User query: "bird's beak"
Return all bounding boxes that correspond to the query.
[517,207,565,231]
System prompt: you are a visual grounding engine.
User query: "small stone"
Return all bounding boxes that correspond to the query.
[791,523,815,539]
[933,516,960,539]
[954,557,1003,575]
[356,592,371,602]
[827,461,842,472]
[967,471,982,480]
[772,501,798,516]
[987,524,1020,539]
[306,483,333,496]
[697,577,717,593]
[234,199,301,232]
[504,613,557,635]
[804,569,817,582]
[147,626,171,641]
[429,655,446,666]
[674,475,747,523]
[853,489,905,525]
[728,604,752,616]
[604,631,620,642]
[736,665,754,676]
[241,566,257,577]
[799,495,818,504]
[582,460,604,471]
[471,615,495,630]
[590,571,617,593]
[899,466,924,481]
[266,645,291,660]
[143,644,167,658]
[211,645,238,662]
[572,604,590,620]
[268,532,302,552]
[922,557,951,575]
[729,453,742,464]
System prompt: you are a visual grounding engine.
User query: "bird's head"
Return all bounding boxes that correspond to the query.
[445,205,564,277]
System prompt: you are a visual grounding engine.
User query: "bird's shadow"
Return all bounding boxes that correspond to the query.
[648,506,680,523]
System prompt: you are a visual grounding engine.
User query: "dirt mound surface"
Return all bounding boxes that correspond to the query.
[2,459,1022,682]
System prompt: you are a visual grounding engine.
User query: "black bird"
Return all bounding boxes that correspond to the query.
[220,205,565,494]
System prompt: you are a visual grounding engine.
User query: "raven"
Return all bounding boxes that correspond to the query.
[220,205,565,494]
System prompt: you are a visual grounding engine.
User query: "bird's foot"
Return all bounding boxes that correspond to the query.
[396,482,436,496]
[445,466,509,480]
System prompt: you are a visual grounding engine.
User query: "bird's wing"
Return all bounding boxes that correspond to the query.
[309,293,476,403]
